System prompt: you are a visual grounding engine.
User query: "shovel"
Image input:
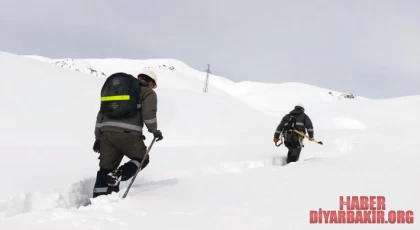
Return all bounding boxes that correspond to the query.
[293,130,324,145]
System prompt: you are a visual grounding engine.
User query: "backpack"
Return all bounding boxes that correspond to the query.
[283,115,301,148]
[100,72,140,119]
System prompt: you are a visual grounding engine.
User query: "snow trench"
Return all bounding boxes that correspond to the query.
[0,158,304,218]
[0,178,95,217]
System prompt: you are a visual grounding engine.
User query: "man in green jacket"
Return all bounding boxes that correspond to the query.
[92,70,163,198]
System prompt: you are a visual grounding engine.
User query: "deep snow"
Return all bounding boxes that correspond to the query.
[0,51,418,229]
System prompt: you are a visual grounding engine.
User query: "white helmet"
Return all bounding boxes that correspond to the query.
[295,103,305,110]
[138,70,157,88]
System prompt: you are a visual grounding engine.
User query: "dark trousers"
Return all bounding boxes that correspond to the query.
[286,137,304,164]
[93,132,149,198]
[286,147,302,164]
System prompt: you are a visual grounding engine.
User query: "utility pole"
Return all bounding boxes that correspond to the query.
[203,64,211,93]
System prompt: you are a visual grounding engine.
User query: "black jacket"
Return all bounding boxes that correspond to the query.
[274,108,314,139]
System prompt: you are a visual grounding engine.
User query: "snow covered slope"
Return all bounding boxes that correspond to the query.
[25,55,362,116]
[24,55,107,77]
[25,55,361,99]
[1,51,418,229]
[0,51,101,198]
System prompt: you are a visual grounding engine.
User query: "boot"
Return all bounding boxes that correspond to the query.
[106,168,122,186]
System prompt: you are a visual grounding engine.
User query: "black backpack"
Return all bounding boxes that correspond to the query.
[283,115,301,148]
[100,72,140,119]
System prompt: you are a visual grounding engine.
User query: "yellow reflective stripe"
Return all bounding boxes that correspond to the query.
[101,95,130,101]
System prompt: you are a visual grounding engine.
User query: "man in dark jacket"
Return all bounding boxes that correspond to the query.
[273,103,314,164]
[92,70,163,198]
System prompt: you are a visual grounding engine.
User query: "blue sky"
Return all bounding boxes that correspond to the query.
[0,0,419,98]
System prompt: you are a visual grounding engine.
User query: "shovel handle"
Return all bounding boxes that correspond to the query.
[293,130,324,145]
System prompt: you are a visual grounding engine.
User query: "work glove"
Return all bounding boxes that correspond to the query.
[93,139,100,153]
[273,137,279,143]
[153,130,163,142]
